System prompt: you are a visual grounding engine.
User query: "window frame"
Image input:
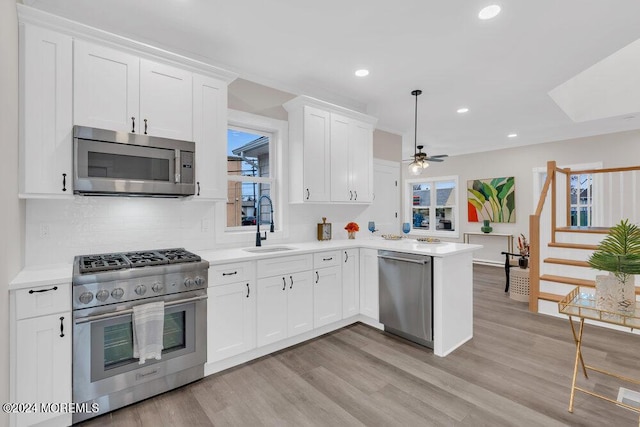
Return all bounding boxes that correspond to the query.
[215,109,289,245]
[405,175,460,238]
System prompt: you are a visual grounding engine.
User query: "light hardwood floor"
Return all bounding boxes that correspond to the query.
[80,265,640,426]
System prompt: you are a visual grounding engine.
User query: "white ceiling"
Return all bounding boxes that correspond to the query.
[24,0,640,156]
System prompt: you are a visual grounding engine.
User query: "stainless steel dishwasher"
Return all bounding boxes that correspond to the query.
[378,250,433,348]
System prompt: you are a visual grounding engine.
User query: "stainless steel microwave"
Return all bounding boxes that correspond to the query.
[73,126,196,197]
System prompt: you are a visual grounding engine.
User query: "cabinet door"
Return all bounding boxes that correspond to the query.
[74,40,139,133]
[350,122,373,203]
[20,24,73,196]
[16,313,72,427]
[257,275,288,346]
[287,271,314,337]
[140,59,193,140]
[330,113,351,202]
[342,249,360,317]
[193,74,227,200]
[208,282,256,363]
[359,248,379,320]
[314,266,343,328]
[303,106,331,202]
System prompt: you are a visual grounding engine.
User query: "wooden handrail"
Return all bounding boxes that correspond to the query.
[560,165,640,175]
[534,161,557,216]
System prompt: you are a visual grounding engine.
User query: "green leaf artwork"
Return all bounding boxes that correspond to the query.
[467,177,515,223]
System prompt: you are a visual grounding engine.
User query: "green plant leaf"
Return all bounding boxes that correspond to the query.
[588,219,640,277]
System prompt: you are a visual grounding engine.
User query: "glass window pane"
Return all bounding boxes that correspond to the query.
[227,129,269,178]
[227,182,271,227]
[436,207,455,231]
[412,208,429,229]
[413,183,431,207]
[436,180,455,206]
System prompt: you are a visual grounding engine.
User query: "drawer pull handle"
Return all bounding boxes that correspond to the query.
[316,271,319,283]
[289,275,293,289]
[306,188,310,200]
[59,316,64,337]
[246,283,250,298]
[222,271,238,276]
[29,286,58,294]
[62,174,67,192]
[322,257,333,261]
[144,118,148,135]
[131,116,136,133]
[345,251,349,263]
[282,277,286,291]
[197,182,201,196]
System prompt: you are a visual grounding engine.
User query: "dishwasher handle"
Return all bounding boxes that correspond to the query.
[377,254,430,265]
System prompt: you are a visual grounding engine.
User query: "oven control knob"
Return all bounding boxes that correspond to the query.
[184,278,195,288]
[79,291,94,304]
[152,282,165,293]
[96,289,110,302]
[194,277,205,287]
[111,288,124,299]
[135,285,147,296]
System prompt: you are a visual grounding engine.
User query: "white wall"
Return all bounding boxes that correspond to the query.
[402,129,640,245]
[1,0,23,424]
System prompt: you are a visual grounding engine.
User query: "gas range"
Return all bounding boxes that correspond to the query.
[72,248,209,311]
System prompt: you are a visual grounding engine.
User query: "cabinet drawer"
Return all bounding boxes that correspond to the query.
[15,283,71,320]
[209,261,255,286]
[313,251,340,268]
[257,254,313,278]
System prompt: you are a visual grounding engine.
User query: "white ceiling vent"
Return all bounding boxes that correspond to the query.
[549,38,640,123]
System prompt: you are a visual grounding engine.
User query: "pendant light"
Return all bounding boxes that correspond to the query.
[408,89,429,176]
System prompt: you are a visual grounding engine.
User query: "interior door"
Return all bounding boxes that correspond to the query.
[371,160,401,234]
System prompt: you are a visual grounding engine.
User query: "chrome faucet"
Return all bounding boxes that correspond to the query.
[255,195,274,247]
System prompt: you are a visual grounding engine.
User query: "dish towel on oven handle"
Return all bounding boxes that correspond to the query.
[132,301,165,364]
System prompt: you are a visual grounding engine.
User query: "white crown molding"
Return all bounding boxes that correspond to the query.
[17,4,238,83]
[283,95,378,127]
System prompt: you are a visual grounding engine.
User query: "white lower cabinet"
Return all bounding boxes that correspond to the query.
[12,283,72,427]
[313,265,343,327]
[359,248,380,320]
[208,281,256,363]
[342,249,360,317]
[256,271,313,347]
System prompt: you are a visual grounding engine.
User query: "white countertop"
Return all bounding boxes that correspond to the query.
[9,237,481,290]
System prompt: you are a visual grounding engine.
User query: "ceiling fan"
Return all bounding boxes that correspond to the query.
[404,89,448,175]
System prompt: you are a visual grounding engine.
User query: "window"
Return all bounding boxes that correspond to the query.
[227,127,273,229]
[406,176,459,237]
[570,173,593,226]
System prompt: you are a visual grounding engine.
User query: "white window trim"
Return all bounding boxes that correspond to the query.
[215,109,289,245]
[405,175,460,239]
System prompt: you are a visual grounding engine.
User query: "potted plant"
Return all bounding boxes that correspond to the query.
[517,234,529,269]
[345,222,359,239]
[588,219,640,312]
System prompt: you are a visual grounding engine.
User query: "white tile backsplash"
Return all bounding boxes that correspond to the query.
[25,197,216,265]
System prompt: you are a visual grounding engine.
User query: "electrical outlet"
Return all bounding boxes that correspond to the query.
[39,223,50,238]
[201,219,210,232]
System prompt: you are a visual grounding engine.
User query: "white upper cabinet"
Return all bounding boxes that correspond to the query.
[74,41,193,140]
[73,40,139,133]
[19,24,73,197]
[192,74,227,199]
[284,96,377,204]
[139,59,192,140]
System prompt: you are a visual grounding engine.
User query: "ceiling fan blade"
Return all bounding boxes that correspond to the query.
[425,158,445,162]
[428,154,448,158]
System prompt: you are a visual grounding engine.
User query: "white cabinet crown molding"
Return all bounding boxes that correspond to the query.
[17,4,238,83]
[283,95,378,127]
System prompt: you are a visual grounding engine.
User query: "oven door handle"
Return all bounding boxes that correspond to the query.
[74,295,207,324]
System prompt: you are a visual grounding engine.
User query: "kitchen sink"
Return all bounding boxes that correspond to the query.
[242,246,296,253]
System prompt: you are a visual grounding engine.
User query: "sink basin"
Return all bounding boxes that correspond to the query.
[242,246,296,253]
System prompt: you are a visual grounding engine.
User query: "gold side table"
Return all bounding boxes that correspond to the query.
[558,287,640,419]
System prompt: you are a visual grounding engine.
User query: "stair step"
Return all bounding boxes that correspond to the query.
[538,292,563,302]
[548,242,599,250]
[544,258,590,267]
[556,226,610,234]
[540,274,595,287]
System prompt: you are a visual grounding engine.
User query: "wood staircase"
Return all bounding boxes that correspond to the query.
[528,161,640,313]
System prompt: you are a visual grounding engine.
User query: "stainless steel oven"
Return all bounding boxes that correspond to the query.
[71,249,208,423]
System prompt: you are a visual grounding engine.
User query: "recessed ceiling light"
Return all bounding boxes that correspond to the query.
[478,5,501,20]
[507,133,518,138]
[355,69,369,77]
[457,107,469,114]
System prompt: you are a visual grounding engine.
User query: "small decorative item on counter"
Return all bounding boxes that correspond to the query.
[317,217,332,241]
[381,234,403,240]
[345,222,359,239]
[480,219,493,233]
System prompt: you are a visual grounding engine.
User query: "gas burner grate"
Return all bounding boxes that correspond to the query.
[158,248,201,264]
[123,251,168,268]
[79,254,130,274]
